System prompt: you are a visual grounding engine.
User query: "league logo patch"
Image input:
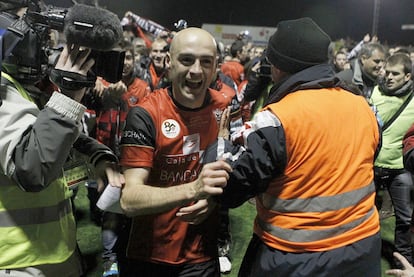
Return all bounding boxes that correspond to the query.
[183,133,200,155]
[162,119,180,138]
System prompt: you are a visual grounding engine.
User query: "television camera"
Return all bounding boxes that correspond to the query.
[0,0,124,85]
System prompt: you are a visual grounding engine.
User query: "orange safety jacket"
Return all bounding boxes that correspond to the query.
[254,88,380,252]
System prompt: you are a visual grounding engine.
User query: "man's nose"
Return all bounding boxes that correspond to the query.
[190,60,202,73]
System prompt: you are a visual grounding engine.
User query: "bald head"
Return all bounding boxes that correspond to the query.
[170,27,217,58]
[167,27,218,109]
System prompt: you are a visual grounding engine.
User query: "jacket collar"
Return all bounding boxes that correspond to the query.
[266,63,341,104]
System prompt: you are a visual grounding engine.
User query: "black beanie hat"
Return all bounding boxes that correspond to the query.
[266,17,331,73]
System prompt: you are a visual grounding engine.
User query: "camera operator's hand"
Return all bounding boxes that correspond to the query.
[54,44,95,102]
[92,77,106,97]
[95,160,125,193]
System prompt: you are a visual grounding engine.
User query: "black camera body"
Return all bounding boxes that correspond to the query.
[0,1,124,84]
[257,49,272,78]
[258,62,271,77]
[90,50,125,83]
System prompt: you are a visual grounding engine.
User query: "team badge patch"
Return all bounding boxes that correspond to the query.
[162,119,180,138]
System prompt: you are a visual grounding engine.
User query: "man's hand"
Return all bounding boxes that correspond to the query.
[103,81,127,104]
[385,252,414,276]
[95,160,125,192]
[218,107,230,139]
[92,77,106,97]
[191,160,232,200]
[54,44,95,102]
[176,199,216,224]
[107,81,128,96]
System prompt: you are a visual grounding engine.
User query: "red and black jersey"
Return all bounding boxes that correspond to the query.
[220,60,245,87]
[120,87,231,264]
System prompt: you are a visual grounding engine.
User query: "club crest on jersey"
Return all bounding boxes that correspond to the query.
[128,96,138,106]
[162,119,180,138]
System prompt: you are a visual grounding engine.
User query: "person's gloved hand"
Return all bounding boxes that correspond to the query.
[53,44,95,102]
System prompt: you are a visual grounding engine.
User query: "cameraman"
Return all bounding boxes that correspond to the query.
[0,16,124,277]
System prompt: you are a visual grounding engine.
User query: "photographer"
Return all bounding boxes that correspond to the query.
[0,4,125,277]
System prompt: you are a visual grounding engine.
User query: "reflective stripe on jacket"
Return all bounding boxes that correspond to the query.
[254,88,380,252]
[0,169,76,268]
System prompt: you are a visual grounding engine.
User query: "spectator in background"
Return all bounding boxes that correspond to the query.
[253,46,264,59]
[248,45,264,61]
[337,41,390,222]
[332,50,349,73]
[337,42,386,99]
[347,33,376,61]
[84,40,151,277]
[370,53,414,267]
[135,37,170,91]
[221,38,248,87]
[132,36,148,61]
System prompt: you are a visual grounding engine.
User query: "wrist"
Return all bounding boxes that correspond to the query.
[188,181,200,201]
[46,92,86,122]
[59,88,86,102]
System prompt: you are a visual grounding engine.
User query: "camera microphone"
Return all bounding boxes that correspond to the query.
[61,4,125,84]
[63,4,123,51]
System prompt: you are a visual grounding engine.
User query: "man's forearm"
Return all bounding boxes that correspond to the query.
[121,181,196,217]
[12,93,85,191]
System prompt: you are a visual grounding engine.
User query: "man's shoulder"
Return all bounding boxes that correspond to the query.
[222,60,243,69]
[130,77,150,87]
[336,68,354,82]
[127,78,151,96]
[134,88,173,116]
[209,88,233,106]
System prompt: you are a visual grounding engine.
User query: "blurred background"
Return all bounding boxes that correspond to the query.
[49,0,414,45]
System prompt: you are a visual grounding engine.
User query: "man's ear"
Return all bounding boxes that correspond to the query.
[164,53,171,68]
[360,55,368,66]
[405,72,411,82]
